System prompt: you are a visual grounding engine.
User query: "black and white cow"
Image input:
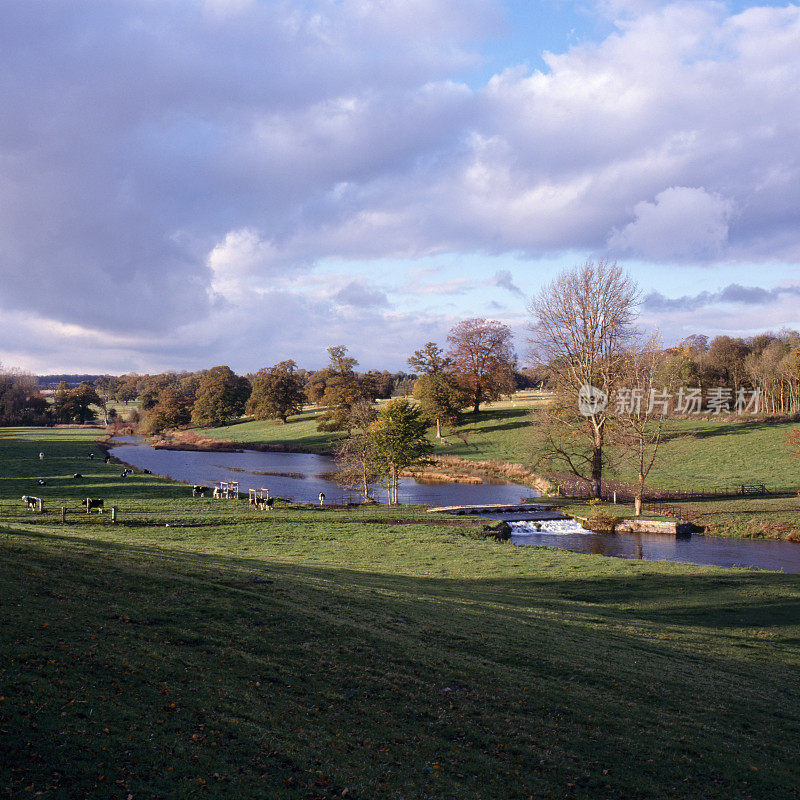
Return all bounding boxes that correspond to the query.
[85,498,104,514]
[192,485,210,497]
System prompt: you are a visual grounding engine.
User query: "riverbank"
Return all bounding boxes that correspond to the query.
[188,406,800,541]
[2,426,800,799]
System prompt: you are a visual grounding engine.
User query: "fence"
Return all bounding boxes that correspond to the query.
[554,480,800,524]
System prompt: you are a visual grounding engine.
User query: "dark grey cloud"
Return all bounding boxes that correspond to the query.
[492,269,524,297]
[333,281,389,308]
[642,283,800,312]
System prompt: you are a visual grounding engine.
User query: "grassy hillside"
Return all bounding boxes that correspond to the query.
[1,428,800,798]
[194,409,345,453]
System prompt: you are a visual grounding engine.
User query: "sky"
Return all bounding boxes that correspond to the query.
[1,0,799,374]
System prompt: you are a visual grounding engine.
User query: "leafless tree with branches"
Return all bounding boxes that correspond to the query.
[528,259,639,498]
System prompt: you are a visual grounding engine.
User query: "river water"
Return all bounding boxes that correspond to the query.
[505,518,800,573]
[109,438,534,507]
[110,438,800,573]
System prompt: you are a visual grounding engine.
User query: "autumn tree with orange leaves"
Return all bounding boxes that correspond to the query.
[446,318,516,414]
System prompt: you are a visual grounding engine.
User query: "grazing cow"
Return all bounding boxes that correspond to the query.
[192,485,209,497]
[88,453,95,460]
[212,487,222,499]
[318,492,325,506]
[255,497,274,511]
[73,473,83,479]
[21,495,38,510]
[120,470,128,478]
[85,498,104,514]
[104,455,111,464]
[142,469,152,475]
[37,479,46,486]
[38,452,44,460]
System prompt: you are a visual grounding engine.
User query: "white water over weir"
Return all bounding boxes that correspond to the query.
[510,519,587,535]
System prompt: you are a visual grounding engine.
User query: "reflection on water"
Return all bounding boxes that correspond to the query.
[109,440,534,507]
[509,519,800,573]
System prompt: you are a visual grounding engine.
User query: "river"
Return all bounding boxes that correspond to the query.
[109,438,534,507]
[110,438,800,573]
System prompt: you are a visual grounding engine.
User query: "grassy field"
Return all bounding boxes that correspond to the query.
[194,409,346,454]
[2,427,800,798]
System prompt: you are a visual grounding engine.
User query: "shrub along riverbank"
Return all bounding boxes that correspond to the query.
[2,427,800,798]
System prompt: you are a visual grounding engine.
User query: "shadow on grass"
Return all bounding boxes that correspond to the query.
[4,525,800,799]
[10,525,800,635]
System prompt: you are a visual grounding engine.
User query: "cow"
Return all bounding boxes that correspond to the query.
[38,452,44,460]
[37,479,46,486]
[254,497,274,511]
[192,485,209,497]
[212,487,222,499]
[21,495,39,510]
[85,498,104,514]
[73,473,83,479]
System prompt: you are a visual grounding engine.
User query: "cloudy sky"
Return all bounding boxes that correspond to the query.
[1,0,799,374]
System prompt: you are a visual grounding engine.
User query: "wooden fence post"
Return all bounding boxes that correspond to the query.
[111,506,118,524]
[61,506,66,523]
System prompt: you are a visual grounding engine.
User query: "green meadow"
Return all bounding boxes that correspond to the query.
[2,427,800,798]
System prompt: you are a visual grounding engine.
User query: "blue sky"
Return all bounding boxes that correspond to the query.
[0,0,799,373]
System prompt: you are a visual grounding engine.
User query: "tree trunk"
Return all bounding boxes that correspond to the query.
[436,418,441,438]
[590,444,602,499]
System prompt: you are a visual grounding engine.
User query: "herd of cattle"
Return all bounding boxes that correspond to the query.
[23,450,280,514]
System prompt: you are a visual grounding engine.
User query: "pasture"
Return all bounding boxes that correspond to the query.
[1,427,800,798]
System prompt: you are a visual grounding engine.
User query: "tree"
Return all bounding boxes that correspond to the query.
[191,366,251,427]
[317,346,368,432]
[446,319,516,413]
[0,367,47,425]
[54,382,101,424]
[408,342,464,437]
[247,360,306,423]
[115,374,141,404]
[332,400,379,502]
[93,375,118,425]
[528,259,639,498]
[615,336,673,515]
[368,398,433,504]
[412,373,465,438]
[408,342,451,376]
[138,373,178,411]
[140,387,194,434]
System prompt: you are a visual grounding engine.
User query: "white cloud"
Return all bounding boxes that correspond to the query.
[608,187,734,260]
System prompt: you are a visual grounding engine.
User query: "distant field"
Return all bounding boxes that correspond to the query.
[2,427,800,798]
[607,417,800,491]
[194,409,346,453]
[195,391,551,460]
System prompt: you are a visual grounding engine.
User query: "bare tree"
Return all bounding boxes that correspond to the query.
[528,259,639,498]
[615,336,672,515]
